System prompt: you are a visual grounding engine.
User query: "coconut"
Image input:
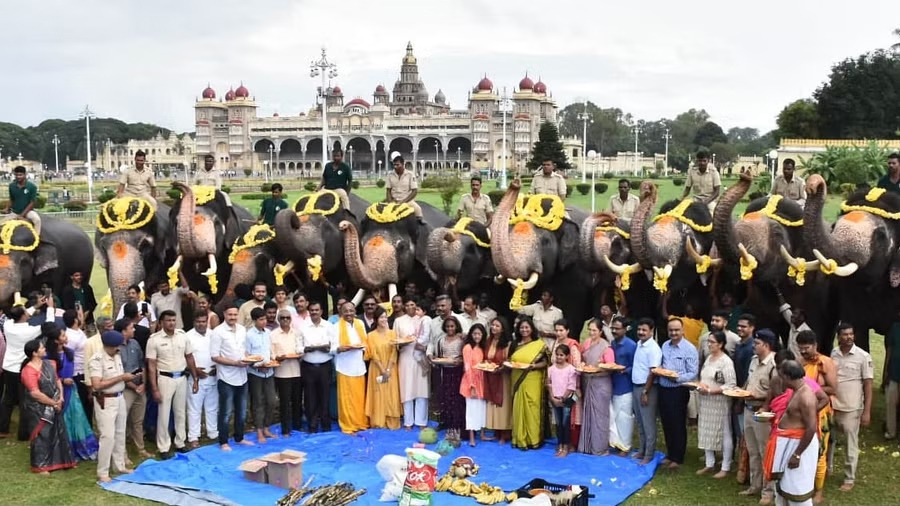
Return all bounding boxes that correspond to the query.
[418,427,438,444]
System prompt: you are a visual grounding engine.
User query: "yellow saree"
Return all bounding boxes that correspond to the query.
[510,339,548,450]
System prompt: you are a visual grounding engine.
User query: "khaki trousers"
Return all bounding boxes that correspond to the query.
[832,409,862,484]
[407,200,423,218]
[95,394,127,479]
[123,388,146,450]
[156,375,187,453]
[743,409,773,497]
[332,188,350,210]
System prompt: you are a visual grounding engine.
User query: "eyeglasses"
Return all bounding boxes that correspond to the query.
[279,316,292,320]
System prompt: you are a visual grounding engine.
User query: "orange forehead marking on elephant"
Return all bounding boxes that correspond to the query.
[112,241,129,259]
[193,215,206,226]
[513,222,532,235]
[299,214,310,223]
[233,249,252,264]
[844,211,867,223]
[743,211,762,221]
[0,255,9,268]
[368,236,385,247]
[656,216,675,226]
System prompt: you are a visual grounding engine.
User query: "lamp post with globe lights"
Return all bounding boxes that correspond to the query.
[52,134,61,173]
[578,101,592,183]
[499,87,511,189]
[632,125,642,176]
[663,127,671,176]
[587,150,599,212]
[768,149,778,190]
[310,48,337,169]
[348,145,354,172]
[79,105,95,203]
[266,144,274,183]
[457,147,462,178]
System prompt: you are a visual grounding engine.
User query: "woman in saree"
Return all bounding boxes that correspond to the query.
[510,316,549,450]
[484,317,513,444]
[44,327,98,461]
[20,338,76,474]
[578,318,616,456]
[365,308,402,429]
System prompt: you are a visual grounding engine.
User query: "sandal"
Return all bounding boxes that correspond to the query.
[190,441,200,449]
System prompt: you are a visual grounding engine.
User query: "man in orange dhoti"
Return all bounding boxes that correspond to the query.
[330,302,369,434]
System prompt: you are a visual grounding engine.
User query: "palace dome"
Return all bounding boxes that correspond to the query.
[375,84,386,93]
[477,76,493,91]
[234,83,250,98]
[346,98,371,108]
[332,86,343,95]
[519,75,534,90]
[224,88,235,101]
[201,85,216,99]
[434,89,446,104]
[534,80,547,94]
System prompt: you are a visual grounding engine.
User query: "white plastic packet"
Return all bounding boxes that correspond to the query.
[377,454,409,502]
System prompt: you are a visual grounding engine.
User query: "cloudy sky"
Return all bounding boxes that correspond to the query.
[3,0,898,133]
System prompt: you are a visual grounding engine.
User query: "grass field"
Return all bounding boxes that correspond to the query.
[9,178,859,504]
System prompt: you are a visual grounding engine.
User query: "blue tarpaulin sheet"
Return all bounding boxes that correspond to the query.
[101,427,660,505]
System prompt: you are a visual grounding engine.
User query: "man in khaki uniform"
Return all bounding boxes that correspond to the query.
[457,175,494,225]
[740,330,777,503]
[516,289,565,349]
[682,151,721,211]
[146,310,200,458]
[385,156,423,220]
[117,150,158,206]
[772,158,806,207]
[89,330,135,482]
[530,159,567,200]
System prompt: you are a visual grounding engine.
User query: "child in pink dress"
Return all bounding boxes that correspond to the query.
[461,324,487,447]
[547,344,578,456]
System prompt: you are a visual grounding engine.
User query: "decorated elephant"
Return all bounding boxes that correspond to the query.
[489,180,592,331]
[607,181,717,322]
[0,217,94,306]
[168,183,254,297]
[272,190,368,293]
[95,197,173,313]
[802,175,900,351]
[214,223,282,314]
[712,173,835,343]
[340,201,447,304]
[425,216,494,301]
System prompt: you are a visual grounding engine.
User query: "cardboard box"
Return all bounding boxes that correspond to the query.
[261,450,306,490]
[238,459,268,484]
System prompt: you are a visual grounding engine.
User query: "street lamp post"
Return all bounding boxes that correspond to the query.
[663,128,671,176]
[457,147,462,178]
[578,101,592,183]
[310,48,338,169]
[52,135,61,173]
[434,141,440,175]
[79,105,95,203]
[768,149,778,191]
[588,150,598,212]
[500,87,511,189]
[632,125,642,176]
[348,145,354,172]
[266,144,274,183]
[377,159,382,177]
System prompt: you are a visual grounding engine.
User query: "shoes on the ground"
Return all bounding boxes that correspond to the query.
[159,451,174,460]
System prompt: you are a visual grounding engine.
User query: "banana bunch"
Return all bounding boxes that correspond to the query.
[435,473,454,492]
[449,478,477,495]
[471,484,506,504]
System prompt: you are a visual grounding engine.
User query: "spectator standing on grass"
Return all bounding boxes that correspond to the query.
[0,302,54,440]
[60,271,97,326]
[258,183,288,226]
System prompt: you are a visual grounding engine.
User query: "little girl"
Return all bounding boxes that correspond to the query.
[460,323,487,447]
[547,344,578,457]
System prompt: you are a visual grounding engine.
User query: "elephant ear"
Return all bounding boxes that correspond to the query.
[33,243,59,276]
[414,221,430,268]
[557,219,580,272]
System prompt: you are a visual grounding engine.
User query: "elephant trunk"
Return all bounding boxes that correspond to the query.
[340,221,397,291]
[713,172,752,263]
[489,180,539,280]
[426,227,463,276]
[630,181,658,268]
[218,246,261,313]
[489,181,519,278]
[579,212,616,271]
[803,175,835,258]
[273,209,311,260]
[0,255,26,305]
[104,239,145,314]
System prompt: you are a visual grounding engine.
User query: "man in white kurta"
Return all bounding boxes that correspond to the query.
[393,298,431,428]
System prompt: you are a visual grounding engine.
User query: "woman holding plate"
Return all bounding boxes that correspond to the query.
[696,330,737,478]
[578,318,616,456]
[432,316,466,434]
[484,317,513,444]
[509,317,549,450]
[365,308,402,429]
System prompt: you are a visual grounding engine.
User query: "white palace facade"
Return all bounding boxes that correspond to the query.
[193,43,558,176]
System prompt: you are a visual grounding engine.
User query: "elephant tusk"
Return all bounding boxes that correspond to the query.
[504,272,539,290]
[651,264,673,292]
[779,244,799,268]
[602,255,642,275]
[201,254,217,277]
[737,243,756,267]
[494,274,506,285]
[737,242,758,280]
[388,283,398,301]
[685,239,721,273]
[351,288,366,307]
[812,249,858,276]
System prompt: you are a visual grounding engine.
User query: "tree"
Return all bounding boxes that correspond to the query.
[726,127,759,144]
[814,50,900,139]
[693,121,728,149]
[558,101,633,155]
[777,99,819,139]
[708,142,739,166]
[527,121,571,172]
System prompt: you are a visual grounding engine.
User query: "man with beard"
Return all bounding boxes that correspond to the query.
[633,318,662,465]
[740,329,777,504]
[238,281,268,329]
[700,310,741,364]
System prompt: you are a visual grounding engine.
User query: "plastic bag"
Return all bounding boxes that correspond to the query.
[377,454,409,502]
[398,448,441,506]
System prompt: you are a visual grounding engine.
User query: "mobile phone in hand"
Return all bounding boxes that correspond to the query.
[131,368,143,375]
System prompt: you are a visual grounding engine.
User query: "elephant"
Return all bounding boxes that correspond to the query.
[425,216,494,302]
[169,182,254,298]
[340,200,447,304]
[712,173,835,344]
[606,181,717,324]
[489,180,593,332]
[95,197,173,313]
[272,190,369,296]
[0,216,94,306]
[802,175,900,351]
[215,223,282,314]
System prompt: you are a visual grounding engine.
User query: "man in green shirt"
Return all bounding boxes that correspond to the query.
[317,149,352,209]
[258,183,288,226]
[5,165,42,234]
[877,153,900,194]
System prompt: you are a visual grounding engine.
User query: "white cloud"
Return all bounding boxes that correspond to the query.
[1,0,898,133]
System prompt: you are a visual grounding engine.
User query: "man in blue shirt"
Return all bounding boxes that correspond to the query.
[610,316,637,455]
[650,317,699,470]
[633,318,662,465]
[246,307,276,443]
[733,313,757,445]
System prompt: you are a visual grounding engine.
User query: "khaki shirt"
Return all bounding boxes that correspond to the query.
[386,170,418,202]
[146,329,191,372]
[88,350,125,394]
[238,299,266,329]
[608,193,640,221]
[685,167,721,201]
[830,345,874,412]
[516,303,564,336]
[772,175,806,204]
[530,172,567,199]
[744,351,775,404]
[457,193,494,225]
[194,168,223,189]
[119,167,157,198]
